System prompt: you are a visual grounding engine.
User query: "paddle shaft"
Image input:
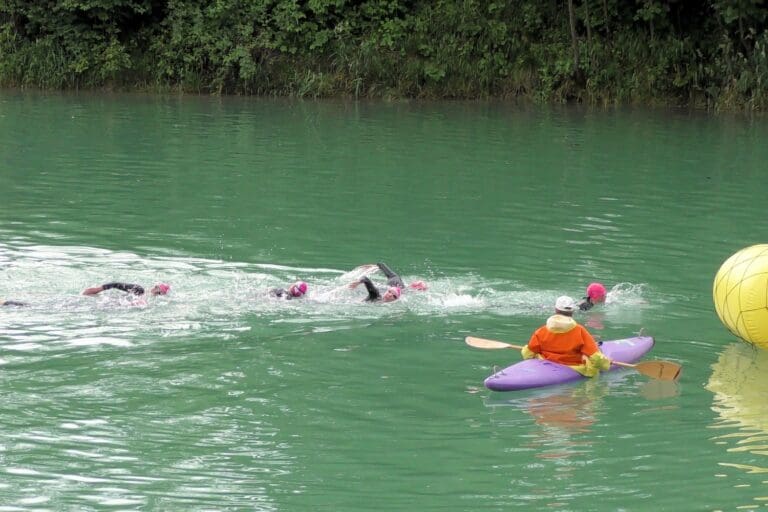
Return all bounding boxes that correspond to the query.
[472,340,645,367]
[465,336,639,367]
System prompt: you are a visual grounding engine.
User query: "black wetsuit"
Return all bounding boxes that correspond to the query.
[269,288,299,300]
[577,296,595,311]
[1,300,27,306]
[377,262,404,288]
[359,277,383,302]
[357,262,404,302]
[102,282,145,296]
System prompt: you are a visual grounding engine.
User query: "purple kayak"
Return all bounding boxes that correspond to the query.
[483,336,655,392]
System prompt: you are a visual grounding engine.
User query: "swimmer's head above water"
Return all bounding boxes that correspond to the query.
[150,283,171,296]
[586,282,606,303]
[383,286,401,302]
[289,281,308,298]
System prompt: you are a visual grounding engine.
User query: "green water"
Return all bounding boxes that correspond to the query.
[2,92,768,511]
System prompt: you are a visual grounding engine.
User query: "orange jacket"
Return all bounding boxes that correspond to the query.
[525,314,601,366]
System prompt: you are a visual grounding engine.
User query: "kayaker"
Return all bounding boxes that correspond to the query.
[522,295,611,377]
[577,282,607,311]
[269,281,308,300]
[82,282,170,297]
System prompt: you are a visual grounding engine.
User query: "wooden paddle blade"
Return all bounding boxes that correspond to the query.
[464,337,521,350]
[633,360,682,381]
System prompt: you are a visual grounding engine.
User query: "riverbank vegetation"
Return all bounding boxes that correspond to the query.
[2,1,768,110]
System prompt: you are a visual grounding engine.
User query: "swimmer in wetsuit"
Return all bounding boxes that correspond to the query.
[349,262,406,302]
[82,282,170,297]
[576,282,607,312]
[352,276,401,302]
[377,262,405,288]
[351,262,428,293]
[1,300,27,306]
[269,281,308,300]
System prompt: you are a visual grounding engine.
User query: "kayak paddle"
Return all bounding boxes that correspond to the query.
[464,336,682,381]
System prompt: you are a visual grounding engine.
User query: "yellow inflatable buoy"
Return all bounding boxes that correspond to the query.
[713,244,768,348]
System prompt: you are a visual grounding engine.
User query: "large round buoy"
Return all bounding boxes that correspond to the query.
[713,244,768,348]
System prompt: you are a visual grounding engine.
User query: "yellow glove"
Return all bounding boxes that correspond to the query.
[584,351,611,374]
[521,345,537,360]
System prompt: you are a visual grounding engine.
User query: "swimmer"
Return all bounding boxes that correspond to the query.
[354,262,428,291]
[350,262,412,302]
[269,281,308,300]
[577,282,607,311]
[82,282,170,297]
[350,276,401,302]
[1,299,27,306]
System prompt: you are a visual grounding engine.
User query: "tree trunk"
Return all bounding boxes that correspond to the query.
[567,0,580,72]
[585,0,592,46]
[739,15,748,52]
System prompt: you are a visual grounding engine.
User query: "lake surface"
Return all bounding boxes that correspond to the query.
[1,92,768,510]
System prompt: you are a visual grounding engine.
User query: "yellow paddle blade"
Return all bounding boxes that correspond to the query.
[633,360,682,381]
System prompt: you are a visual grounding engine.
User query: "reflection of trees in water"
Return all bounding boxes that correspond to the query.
[707,342,768,475]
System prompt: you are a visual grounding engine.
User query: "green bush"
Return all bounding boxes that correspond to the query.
[1,0,768,109]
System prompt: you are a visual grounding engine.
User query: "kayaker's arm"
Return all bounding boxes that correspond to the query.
[521,345,537,359]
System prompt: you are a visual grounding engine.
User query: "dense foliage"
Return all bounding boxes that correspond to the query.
[2,0,768,109]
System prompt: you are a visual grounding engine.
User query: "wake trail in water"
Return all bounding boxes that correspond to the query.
[0,238,653,356]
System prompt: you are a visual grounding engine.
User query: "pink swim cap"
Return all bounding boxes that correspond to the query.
[586,282,606,301]
[388,286,401,298]
[155,283,171,295]
[290,281,308,297]
[409,280,428,291]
